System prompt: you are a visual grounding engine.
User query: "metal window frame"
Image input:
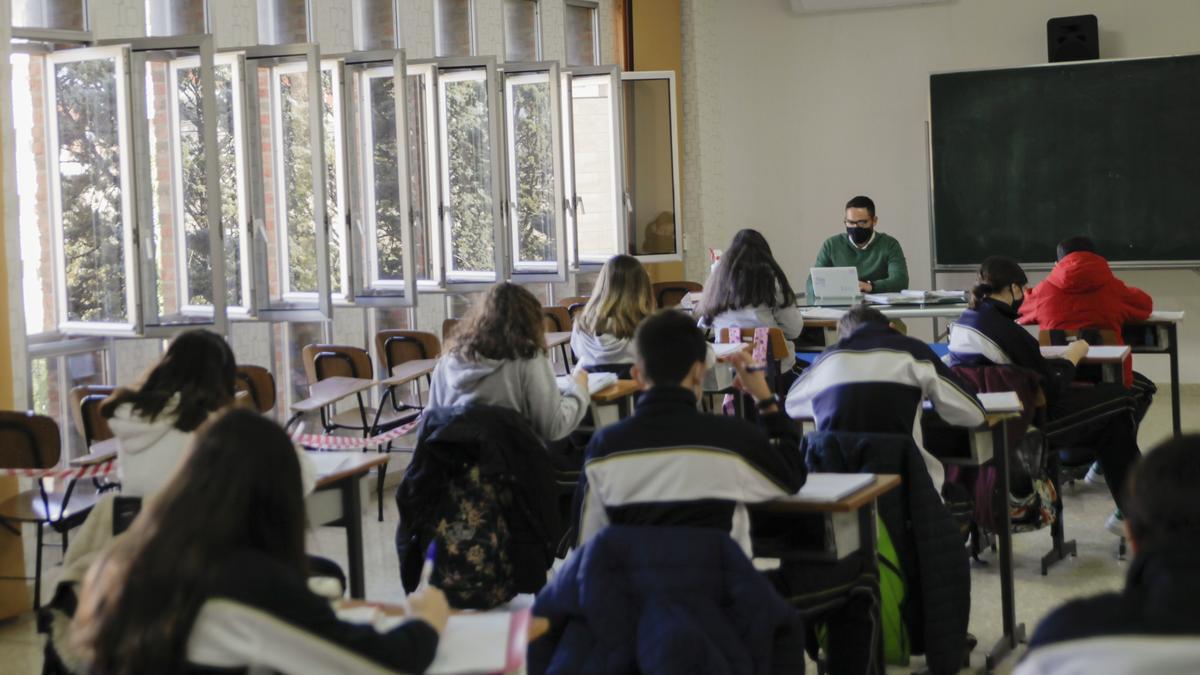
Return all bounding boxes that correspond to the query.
[620,70,683,263]
[45,44,141,337]
[11,0,91,38]
[499,61,567,282]
[405,61,444,291]
[566,65,627,267]
[337,48,418,307]
[125,35,228,338]
[502,0,542,63]
[242,43,332,322]
[564,0,599,68]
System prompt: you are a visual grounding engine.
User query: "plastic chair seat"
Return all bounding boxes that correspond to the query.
[0,484,100,526]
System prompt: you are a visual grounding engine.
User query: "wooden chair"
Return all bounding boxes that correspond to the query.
[69,385,114,447]
[715,327,791,414]
[557,296,589,310]
[652,281,703,309]
[235,365,277,414]
[375,330,440,410]
[0,411,99,609]
[542,306,574,375]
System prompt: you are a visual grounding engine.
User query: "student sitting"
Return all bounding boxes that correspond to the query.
[70,409,450,675]
[786,305,985,493]
[698,228,805,381]
[429,282,589,442]
[574,309,805,556]
[1018,235,1156,421]
[100,329,238,498]
[1020,435,1200,673]
[948,256,1141,535]
[570,254,655,379]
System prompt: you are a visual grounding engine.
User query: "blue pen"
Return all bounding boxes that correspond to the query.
[417,542,436,590]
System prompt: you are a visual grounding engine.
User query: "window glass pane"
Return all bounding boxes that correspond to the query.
[624,77,678,256]
[31,350,108,462]
[355,0,398,51]
[406,73,433,281]
[447,291,483,318]
[146,0,207,36]
[276,321,324,406]
[439,70,496,279]
[53,55,132,325]
[321,67,347,298]
[565,3,597,67]
[277,68,319,294]
[504,0,539,62]
[374,307,412,331]
[12,54,56,335]
[436,0,474,58]
[13,0,87,31]
[575,270,599,296]
[571,74,619,262]
[260,0,309,45]
[364,72,405,283]
[145,58,187,318]
[507,72,556,269]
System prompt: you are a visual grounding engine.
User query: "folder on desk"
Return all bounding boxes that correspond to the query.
[978,392,1022,413]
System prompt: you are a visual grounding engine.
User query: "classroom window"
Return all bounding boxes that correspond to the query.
[274,320,327,409]
[564,1,599,67]
[29,346,110,463]
[503,65,566,280]
[258,0,311,45]
[406,69,435,283]
[353,0,401,51]
[623,72,681,260]
[567,70,624,265]
[437,65,503,283]
[436,0,475,58]
[12,0,88,32]
[504,0,541,62]
[322,63,350,301]
[12,51,57,337]
[145,0,208,36]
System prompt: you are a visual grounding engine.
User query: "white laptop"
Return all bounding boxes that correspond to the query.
[809,266,861,304]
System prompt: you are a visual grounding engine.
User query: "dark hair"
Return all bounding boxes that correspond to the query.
[1124,435,1200,550]
[838,304,890,337]
[72,409,309,674]
[969,256,1029,309]
[635,310,709,386]
[698,229,796,324]
[845,195,876,217]
[450,282,546,361]
[1056,236,1097,261]
[101,329,236,432]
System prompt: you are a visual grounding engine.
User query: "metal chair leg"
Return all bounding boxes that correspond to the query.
[34,523,44,611]
[377,465,386,522]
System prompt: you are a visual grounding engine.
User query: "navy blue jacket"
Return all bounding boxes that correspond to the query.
[530,525,807,675]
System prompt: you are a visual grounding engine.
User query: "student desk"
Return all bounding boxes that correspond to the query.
[589,380,640,428]
[287,376,378,432]
[1040,345,1131,385]
[1125,311,1185,437]
[306,452,391,599]
[798,303,969,348]
[545,332,573,374]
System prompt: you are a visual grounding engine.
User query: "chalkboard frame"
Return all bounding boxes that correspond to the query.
[926,53,1200,272]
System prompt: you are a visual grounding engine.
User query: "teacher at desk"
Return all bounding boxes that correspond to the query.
[806,195,909,297]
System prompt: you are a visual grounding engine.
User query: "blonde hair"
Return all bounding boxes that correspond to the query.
[577,255,654,340]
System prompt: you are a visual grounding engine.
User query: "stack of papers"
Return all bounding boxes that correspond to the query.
[866,290,967,305]
[337,606,530,674]
[557,372,619,395]
[789,473,876,503]
[798,307,847,320]
[711,342,747,359]
[977,391,1022,413]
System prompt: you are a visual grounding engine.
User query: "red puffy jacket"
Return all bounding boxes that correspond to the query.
[1018,252,1152,387]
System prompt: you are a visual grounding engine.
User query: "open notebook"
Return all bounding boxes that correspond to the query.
[337,606,532,674]
[787,473,876,503]
[556,371,619,395]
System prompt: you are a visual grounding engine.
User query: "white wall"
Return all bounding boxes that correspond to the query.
[690,0,1200,382]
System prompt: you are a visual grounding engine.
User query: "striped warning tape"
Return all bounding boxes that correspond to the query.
[0,460,117,480]
[291,416,422,450]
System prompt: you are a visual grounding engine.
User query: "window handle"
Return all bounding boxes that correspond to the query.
[576,196,586,216]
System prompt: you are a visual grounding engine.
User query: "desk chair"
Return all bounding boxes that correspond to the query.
[715,327,791,416]
[302,345,418,521]
[234,365,276,414]
[542,306,574,375]
[375,330,440,412]
[556,295,589,311]
[0,412,99,609]
[652,281,702,309]
[68,386,114,447]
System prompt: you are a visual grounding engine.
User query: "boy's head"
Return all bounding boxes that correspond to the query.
[632,310,709,395]
[837,304,890,339]
[1124,435,1200,555]
[1056,236,1097,261]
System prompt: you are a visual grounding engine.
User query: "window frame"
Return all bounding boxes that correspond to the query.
[405,61,443,291]
[337,48,418,307]
[315,58,351,304]
[257,0,315,46]
[565,64,627,268]
[125,35,229,337]
[434,0,477,59]
[620,69,683,263]
[11,0,91,43]
[502,0,542,63]
[44,44,141,337]
[240,43,332,322]
[145,0,211,37]
[563,0,599,68]
[499,61,567,282]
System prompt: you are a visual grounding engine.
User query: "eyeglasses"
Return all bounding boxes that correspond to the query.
[844,219,872,227]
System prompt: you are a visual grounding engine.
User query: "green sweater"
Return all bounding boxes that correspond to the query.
[805,231,909,297]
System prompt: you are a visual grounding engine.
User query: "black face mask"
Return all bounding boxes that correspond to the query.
[847,227,873,246]
[1010,286,1025,312]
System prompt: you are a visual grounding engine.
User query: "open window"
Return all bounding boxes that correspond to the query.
[501,62,566,281]
[622,70,682,262]
[564,0,599,67]
[566,65,626,267]
[338,49,418,307]
[242,44,332,321]
[503,0,541,62]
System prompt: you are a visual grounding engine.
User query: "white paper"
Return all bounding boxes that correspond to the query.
[426,613,513,675]
[786,473,875,503]
[711,342,747,359]
[978,392,1022,413]
[799,307,846,320]
[305,452,353,476]
[557,372,619,395]
[864,293,923,305]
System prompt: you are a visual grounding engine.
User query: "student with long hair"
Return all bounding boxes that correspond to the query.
[948,255,1142,535]
[571,255,655,378]
[429,282,589,441]
[698,228,804,376]
[100,329,238,497]
[71,409,449,674]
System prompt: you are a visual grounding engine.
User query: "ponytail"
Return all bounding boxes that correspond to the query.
[970,256,1028,309]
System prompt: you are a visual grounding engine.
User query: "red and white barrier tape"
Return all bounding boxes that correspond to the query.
[0,460,117,480]
[291,416,422,450]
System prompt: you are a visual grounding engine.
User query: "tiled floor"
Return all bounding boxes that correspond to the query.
[0,389,1194,674]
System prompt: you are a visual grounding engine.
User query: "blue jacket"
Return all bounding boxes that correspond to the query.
[530,525,806,675]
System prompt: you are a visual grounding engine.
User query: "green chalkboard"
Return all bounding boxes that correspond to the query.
[930,54,1200,267]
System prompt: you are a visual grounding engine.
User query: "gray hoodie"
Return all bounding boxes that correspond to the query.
[428,353,589,441]
[570,325,636,369]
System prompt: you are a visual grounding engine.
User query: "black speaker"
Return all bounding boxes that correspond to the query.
[1047,14,1099,63]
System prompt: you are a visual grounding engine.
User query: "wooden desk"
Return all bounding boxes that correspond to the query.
[306,452,391,599]
[753,474,900,514]
[287,377,377,432]
[1127,312,1185,438]
[1040,345,1131,385]
[590,380,640,428]
[384,358,438,387]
